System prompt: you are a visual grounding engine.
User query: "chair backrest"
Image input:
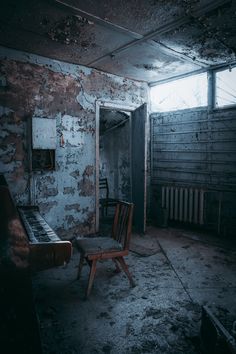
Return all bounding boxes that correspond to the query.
[99,178,109,199]
[111,201,134,250]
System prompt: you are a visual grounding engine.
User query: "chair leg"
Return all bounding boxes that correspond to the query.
[86,259,97,298]
[112,258,121,273]
[77,254,85,279]
[116,257,136,287]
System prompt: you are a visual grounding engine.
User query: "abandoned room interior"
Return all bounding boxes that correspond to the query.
[1,0,236,353]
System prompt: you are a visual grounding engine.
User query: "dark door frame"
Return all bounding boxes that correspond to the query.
[95,100,147,232]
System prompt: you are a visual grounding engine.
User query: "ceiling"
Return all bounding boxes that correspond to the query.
[100,109,130,135]
[0,0,236,84]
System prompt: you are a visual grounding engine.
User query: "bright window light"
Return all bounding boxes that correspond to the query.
[215,67,236,108]
[150,73,208,112]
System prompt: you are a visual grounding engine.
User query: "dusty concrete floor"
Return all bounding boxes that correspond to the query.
[33,227,236,354]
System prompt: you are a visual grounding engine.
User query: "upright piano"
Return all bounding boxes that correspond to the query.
[0,174,72,271]
[18,206,72,271]
[0,174,72,354]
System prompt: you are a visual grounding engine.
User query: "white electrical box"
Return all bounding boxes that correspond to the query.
[32,117,56,149]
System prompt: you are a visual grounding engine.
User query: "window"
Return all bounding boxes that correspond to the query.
[215,66,236,108]
[150,73,208,112]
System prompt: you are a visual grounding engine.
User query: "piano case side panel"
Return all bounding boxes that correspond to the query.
[0,175,42,354]
[29,242,72,271]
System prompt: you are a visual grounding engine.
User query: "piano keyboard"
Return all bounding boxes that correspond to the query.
[18,207,60,244]
[17,206,72,270]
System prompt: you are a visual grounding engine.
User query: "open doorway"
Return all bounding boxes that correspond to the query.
[96,102,147,234]
[99,108,131,202]
[98,109,131,231]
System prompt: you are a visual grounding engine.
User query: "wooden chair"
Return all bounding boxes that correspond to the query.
[99,178,118,217]
[76,201,135,298]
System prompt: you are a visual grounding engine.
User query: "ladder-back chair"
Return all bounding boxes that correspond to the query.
[99,178,118,217]
[76,201,135,298]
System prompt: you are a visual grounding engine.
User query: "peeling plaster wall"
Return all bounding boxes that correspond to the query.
[0,46,148,239]
[100,119,131,201]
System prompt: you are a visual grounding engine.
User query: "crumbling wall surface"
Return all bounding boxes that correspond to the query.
[0,46,148,238]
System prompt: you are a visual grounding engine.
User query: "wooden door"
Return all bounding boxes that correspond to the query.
[131,103,147,233]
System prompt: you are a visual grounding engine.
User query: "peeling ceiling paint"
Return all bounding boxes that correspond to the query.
[0,0,235,83]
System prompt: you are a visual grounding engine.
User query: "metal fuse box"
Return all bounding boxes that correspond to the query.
[32,117,56,149]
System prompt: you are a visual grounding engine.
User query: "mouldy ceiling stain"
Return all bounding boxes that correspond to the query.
[152,0,201,15]
[134,64,161,71]
[0,0,236,83]
[48,15,95,49]
[75,0,197,35]
[158,2,236,64]
[180,0,201,14]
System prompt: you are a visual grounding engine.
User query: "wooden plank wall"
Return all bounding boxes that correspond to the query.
[150,107,236,235]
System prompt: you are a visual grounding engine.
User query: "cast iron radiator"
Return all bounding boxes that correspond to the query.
[161,185,205,225]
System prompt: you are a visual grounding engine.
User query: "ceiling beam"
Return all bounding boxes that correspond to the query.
[150,41,207,67]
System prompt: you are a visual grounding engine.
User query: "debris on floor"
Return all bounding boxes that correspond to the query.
[33,227,236,354]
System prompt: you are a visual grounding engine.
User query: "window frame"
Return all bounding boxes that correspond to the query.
[150,64,236,113]
[150,72,208,113]
[213,64,236,111]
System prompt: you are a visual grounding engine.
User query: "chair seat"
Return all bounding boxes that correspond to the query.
[76,237,123,256]
[76,201,135,298]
